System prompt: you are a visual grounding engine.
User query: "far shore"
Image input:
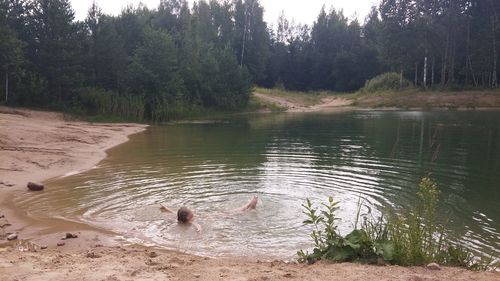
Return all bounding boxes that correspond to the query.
[0,106,499,281]
[252,88,500,113]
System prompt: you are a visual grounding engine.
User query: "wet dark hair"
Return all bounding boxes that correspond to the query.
[177,207,192,223]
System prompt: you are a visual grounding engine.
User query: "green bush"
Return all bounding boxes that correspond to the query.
[360,72,412,93]
[298,177,495,270]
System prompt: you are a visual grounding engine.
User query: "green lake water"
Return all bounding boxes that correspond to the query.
[14,110,500,259]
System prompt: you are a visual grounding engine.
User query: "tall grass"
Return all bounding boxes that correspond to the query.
[69,87,213,122]
[71,87,145,121]
[385,177,441,265]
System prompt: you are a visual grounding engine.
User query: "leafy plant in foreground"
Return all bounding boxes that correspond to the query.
[298,177,496,270]
[297,197,394,264]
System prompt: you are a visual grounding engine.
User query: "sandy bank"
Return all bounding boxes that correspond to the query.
[253,92,353,112]
[0,106,498,281]
[253,90,500,113]
[0,106,148,188]
[2,245,499,281]
[0,106,148,246]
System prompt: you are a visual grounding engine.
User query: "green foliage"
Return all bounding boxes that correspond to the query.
[245,95,286,112]
[299,177,492,270]
[360,72,412,94]
[0,25,24,71]
[72,87,144,121]
[126,27,184,121]
[32,0,82,104]
[3,0,500,116]
[2,0,253,121]
[199,46,252,109]
[384,177,441,265]
[297,197,394,264]
[0,23,24,103]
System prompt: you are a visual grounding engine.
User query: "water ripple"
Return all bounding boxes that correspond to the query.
[12,111,500,260]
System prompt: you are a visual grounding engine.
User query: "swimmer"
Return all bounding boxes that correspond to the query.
[160,196,258,233]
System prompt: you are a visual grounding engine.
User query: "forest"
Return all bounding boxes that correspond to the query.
[1,0,500,121]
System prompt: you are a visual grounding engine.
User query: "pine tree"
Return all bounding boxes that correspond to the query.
[0,2,24,103]
[32,0,82,104]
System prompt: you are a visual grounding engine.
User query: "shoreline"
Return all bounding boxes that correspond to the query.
[0,105,148,249]
[1,106,498,281]
[252,89,500,113]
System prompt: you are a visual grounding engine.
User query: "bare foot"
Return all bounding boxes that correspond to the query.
[243,196,258,210]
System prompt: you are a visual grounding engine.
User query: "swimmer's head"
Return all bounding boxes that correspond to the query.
[177,207,193,223]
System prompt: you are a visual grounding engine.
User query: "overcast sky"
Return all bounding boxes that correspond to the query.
[70,0,380,26]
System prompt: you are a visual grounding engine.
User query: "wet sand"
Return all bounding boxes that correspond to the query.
[0,106,147,246]
[0,106,498,281]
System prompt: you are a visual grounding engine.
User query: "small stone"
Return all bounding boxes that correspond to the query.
[0,218,11,227]
[27,182,44,191]
[193,273,201,278]
[169,263,180,268]
[426,262,441,270]
[145,259,160,266]
[40,245,48,249]
[86,251,101,259]
[148,251,158,258]
[283,272,293,278]
[57,241,65,246]
[7,233,17,240]
[65,233,78,239]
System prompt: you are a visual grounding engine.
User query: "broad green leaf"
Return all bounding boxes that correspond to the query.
[325,246,355,261]
[374,240,395,261]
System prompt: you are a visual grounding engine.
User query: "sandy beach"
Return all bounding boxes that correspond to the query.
[0,106,498,281]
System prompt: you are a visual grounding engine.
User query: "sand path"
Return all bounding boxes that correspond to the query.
[253,92,353,112]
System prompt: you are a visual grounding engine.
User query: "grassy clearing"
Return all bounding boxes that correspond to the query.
[353,74,500,108]
[254,83,500,110]
[246,94,287,112]
[298,177,498,270]
[352,88,500,109]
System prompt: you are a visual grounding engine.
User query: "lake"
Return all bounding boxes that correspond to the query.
[14,110,500,260]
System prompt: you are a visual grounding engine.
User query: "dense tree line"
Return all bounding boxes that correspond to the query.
[0,0,254,120]
[265,0,500,91]
[1,0,500,120]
